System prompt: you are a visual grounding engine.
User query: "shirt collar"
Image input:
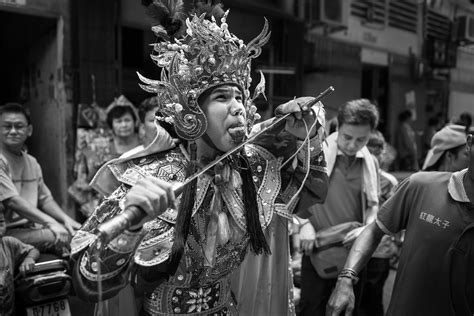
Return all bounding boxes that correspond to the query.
[448,169,470,202]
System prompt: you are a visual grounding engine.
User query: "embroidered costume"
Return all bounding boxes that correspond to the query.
[71,2,328,315]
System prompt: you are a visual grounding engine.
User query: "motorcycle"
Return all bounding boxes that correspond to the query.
[15,258,72,316]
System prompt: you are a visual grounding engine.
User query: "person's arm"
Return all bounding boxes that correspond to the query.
[19,247,40,275]
[35,163,81,235]
[251,98,329,211]
[342,204,379,247]
[343,154,381,246]
[41,199,81,235]
[326,222,385,316]
[3,236,40,276]
[294,216,317,254]
[4,196,70,243]
[364,204,378,225]
[72,176,175,302]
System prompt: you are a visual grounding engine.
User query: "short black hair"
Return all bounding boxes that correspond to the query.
[138,97,160,123]
[106,106,137,129]
[453,112,472,133]
[337,99,379,130]
[0,103,32,125]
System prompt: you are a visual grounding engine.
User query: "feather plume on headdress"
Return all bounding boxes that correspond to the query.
[193,0,225,20]
[142,0,186,40]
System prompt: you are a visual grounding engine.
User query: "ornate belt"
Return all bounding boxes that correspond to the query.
[143,277,237,315]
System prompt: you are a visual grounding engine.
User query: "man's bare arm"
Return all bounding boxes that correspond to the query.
[326,222,386,316]
[344,221,385,272]
[41,200,80,230]
[5,195,58,225]
[5,196,71,243]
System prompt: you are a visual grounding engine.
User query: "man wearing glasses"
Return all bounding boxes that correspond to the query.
[0,103,80,257]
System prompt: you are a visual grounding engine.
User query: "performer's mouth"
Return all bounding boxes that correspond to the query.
[228,125,246,143]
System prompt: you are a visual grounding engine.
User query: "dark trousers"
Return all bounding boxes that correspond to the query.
[298,255,365,316]
[360,258,390,316]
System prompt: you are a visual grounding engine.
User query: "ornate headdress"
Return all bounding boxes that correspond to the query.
[138,1,270,141]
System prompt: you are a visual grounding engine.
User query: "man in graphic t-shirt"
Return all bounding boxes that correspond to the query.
[327,130,474,316]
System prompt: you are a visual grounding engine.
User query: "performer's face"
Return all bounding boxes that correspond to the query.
[200,85,246,152]
[337,123,371,157]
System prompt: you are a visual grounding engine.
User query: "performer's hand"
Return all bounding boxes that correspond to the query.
[342,226,366,247]
[299,221,317,254]
[326,278,355,316]
[125,176,176,229]
[275,97,319,140]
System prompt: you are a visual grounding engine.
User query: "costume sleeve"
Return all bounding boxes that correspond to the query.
[70,183,173,302]
[2,236,34,268]
[283,136,328,214]
[376,175,414,235]
[35,161,55,208]
[70,189,143,302]
[251,117,328,214]
[0,157,19,202]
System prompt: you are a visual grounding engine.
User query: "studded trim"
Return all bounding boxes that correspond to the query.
[135,228,175,266]
[143,276,236,315]
[247,144,282,228]
[79,251,129,282]
[274,203,293,220]
[109,229,144,254]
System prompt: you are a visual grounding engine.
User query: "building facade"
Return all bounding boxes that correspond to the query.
[2,0,472,217]
[300,0,474,145]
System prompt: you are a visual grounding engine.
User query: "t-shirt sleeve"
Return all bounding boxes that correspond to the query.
[2,236,34,267]
[35,161,54,208]
[376,175,414,235]
[0,157,19,202]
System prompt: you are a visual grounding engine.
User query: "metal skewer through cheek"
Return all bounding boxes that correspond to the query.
[172,85,335,196]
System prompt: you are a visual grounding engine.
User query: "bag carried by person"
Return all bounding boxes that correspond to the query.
[310,221,362,279]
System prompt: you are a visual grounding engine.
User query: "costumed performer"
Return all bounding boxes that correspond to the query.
[70,1,328,315]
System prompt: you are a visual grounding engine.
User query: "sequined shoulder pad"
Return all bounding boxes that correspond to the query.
[71,149,187,256]
[111,148,189,224]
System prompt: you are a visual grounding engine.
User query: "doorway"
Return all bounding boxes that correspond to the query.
[361,64,389,136]
[0,9,68,207]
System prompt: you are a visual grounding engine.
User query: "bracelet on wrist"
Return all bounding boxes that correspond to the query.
[338,268,359,284]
